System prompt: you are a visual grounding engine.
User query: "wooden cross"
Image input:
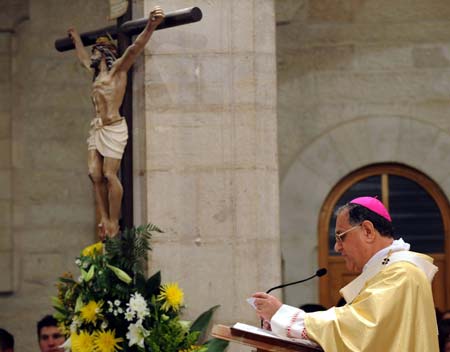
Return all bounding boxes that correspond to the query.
[55,7,202,232]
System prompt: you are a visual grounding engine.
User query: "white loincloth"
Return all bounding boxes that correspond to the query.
[87,117,128,159]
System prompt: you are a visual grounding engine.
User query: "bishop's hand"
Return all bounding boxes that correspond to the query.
[252,292,283,322]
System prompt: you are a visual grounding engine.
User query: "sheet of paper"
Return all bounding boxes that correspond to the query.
[246,297,256,309]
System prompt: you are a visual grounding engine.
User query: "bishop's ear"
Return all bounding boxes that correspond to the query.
[361,220,377,242]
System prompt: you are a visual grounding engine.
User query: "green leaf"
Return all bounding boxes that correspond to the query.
[145,271,161,298]
[190,305,220,342]
[85,265,95,282]
[58,277,76,284]
[80,268,88,281]
[204,338,229,351]
[106,264,132,284]
[51,296,63,309]
[53,311,66,321]
[53,305,69,315]
[74,295,83,312]
[134,272,147,292]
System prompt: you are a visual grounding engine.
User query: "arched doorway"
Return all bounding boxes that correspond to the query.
[318,163,450,310]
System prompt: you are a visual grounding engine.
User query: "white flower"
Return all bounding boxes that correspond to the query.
[60,337,71,352]
[117,307,123,314]
[136,309,149,320]
[69,316,82,333]
[107,301,114,313]
[101,321,108,330]
[127,292,150,319]
[69,322,77,333]
[126,321,149,348]
[114,300,121,306]
[75,259,81,266]
[179,320,192,331]
[124,309,135,321]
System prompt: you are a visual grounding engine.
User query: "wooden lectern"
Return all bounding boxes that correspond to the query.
[212,324,323,352]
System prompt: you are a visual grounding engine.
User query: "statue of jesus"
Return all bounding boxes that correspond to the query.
[68,6,164,240]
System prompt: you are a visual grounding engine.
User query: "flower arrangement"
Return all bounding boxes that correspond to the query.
[52,224,228,352]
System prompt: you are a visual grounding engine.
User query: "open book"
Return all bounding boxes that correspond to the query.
[232,322,322,351]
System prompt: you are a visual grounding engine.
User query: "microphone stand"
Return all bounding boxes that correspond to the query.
[260,268,327,328]
[266,272,319,294]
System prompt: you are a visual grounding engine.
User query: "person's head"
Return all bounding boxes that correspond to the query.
[37,315,65,352]
[443,310,450,321]
[334,196,394,273]
[439,313,450,352]
[91,35,118,77]
[0,328,14,352]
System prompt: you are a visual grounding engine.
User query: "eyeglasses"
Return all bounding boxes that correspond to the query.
[335,224,361,243]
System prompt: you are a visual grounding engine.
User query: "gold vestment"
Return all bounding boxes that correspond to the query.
[305,259,439,351]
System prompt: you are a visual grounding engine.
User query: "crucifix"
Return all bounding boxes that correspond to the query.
[55,6,202,239]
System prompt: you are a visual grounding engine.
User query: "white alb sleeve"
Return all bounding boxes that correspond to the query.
[270,304,307,339]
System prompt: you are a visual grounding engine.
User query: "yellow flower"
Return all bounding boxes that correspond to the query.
[93,330,123,352]
[157,282,184,312]
[72,330,95,352]
[57,322,69,336]
[82,242,104,257]
[80,300,103,324]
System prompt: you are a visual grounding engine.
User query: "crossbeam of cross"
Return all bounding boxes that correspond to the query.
[54,7,202,51]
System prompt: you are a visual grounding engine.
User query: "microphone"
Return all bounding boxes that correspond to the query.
[266,268,327,294]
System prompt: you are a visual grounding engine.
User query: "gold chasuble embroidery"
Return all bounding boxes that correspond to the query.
[305,252,439,352]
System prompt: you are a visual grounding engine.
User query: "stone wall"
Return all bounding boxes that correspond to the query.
[276,0,450,306]
[0,0,30,296]
[0,1,110,351]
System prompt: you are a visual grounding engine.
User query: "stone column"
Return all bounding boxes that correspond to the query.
[0,32,13,293]
[137,0,279,347]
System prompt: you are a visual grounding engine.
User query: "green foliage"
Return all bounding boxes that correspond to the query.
[146,315,200,352]
[204,339,230,352]
[145,271,162,299]
[53,224,228,352]
[190,305,220,342]
[105,223,162,275]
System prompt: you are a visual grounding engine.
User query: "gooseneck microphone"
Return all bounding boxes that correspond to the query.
[266,268,327,294]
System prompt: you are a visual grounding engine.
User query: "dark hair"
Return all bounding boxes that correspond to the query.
[337,203,394,237]
[439,315,450,350]
[299,303,327,313]
[37,315,58,339]
[91,42,117,80]
[336,297,347,307]
[0,328,14,350]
